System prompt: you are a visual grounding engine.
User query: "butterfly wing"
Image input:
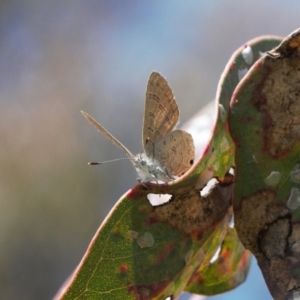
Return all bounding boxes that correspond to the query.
[81,111,135,160]
[153,129,195,177]
[143,72,179,157]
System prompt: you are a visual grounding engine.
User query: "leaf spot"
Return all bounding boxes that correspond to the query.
[125,230,138,243]
[136,232,155,248]
[238,68,248,81]
[139,287,151,297]
[265,171,281,186]
[290,167,300,184]
[287,187,300,210]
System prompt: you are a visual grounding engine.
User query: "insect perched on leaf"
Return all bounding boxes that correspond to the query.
[81,72,194,183]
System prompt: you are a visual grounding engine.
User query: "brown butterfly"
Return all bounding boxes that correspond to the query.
[81,72,194,183]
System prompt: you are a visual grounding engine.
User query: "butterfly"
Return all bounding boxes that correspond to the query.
[81,72,195,183]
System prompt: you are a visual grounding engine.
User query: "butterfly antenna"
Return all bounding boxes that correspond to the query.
[88,157,132,165]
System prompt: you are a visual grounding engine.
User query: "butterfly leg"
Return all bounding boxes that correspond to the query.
[164,167,175,181]
[137,178,149,189]
[155,166,173,182]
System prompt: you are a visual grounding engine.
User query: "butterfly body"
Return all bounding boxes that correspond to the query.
[82,72,195,184]
[132,153,172,183]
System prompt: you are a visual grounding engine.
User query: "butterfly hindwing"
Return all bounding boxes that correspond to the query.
[153,129,195,177]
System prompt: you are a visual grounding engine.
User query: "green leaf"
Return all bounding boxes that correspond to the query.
[228,29,300,299]
[185,223,251,295]
[54,35,284,300]
[58,184,233,300]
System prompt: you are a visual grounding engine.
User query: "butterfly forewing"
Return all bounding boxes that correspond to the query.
[81,111,135,160]
[154,130,195,177]
[143,72,179,157]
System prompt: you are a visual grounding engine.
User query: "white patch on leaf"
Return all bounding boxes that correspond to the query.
[287,188,300,210]
[229,167,235,175]
[219,104,227,122]
[228,214,234,228]
[210,246,222,264]
[242,45,253,65]
[238,68,248,81]
[265,171,281,186]
[147,193,172,206]
[293,290,300,300]
[200,178,218,197]
[139,287,151,297]
[290,166,300,184]
[291,240,300,255]
[136,232,155,248]
[259,51,267,57]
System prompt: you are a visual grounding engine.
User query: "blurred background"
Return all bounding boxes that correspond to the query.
[0,1,298,299]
